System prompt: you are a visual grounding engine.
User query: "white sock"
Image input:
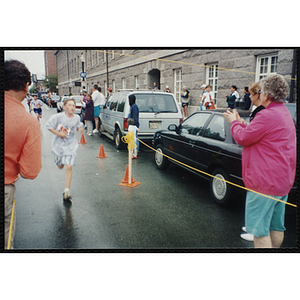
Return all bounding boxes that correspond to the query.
[64,188,70,192]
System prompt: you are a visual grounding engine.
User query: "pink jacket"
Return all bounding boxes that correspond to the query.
[231,102,296,196]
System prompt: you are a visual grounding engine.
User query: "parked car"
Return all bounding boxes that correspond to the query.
[99,90,183,149]
[38,91,47,100]
[49,94,61,108]
[152,109,249,206]
[152,103,297,207]
[57,95,83,115]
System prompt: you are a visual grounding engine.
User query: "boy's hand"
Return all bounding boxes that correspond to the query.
[78,127,83,134]
[58,131,68,138]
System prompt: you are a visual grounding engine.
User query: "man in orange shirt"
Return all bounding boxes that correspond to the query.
[4,60,42,249]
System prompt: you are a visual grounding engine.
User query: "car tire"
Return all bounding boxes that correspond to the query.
[154,144,169,170]
[114,127,125,150]
[210,168,232,206]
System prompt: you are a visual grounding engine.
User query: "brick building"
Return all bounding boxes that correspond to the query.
[54,49,297,112]
[44,50,57,76]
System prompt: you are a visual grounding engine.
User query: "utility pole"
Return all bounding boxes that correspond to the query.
[106,50,109,89]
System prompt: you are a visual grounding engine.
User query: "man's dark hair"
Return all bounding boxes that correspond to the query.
[231,85,237,90]
[93,84,98,90]
[244,87,249,92]
[97,87,101,92]
[128,94,136,106]
[4,60,31,91]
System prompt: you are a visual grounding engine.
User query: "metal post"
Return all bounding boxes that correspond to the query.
[106,51,109,89]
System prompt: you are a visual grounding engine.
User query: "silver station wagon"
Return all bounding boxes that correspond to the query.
[99,90,183,149]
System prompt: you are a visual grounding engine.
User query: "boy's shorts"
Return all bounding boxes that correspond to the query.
[33,108,42,115]
[245,191,288,237]
[54,155,75,166]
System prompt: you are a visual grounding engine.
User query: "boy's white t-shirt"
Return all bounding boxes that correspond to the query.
[31,99,44,109]
[45,112,83,156]
[128,125,137,149]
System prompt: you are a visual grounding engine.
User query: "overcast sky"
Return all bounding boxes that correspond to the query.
[4,50,45,80]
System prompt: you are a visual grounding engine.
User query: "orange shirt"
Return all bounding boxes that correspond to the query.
[5,94,42,185]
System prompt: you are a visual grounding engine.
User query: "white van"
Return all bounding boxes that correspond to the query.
[99,90,183,149]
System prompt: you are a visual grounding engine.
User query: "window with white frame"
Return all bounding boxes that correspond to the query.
[112,79,115,92]
[104,81,107,97]
[256,53,278,81]
[173,68,182,102]
[103,50,107,63]
[122,77,126,89]
[205,63,218,103]
[134,75,139,89]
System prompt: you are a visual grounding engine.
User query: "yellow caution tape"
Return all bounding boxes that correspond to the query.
[138,139,297,208]
[94,50,297,82]
[7,199,15,250]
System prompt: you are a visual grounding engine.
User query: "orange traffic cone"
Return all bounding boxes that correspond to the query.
[118,165,141,187]
[79,133,87,144]
[97,145,107,158]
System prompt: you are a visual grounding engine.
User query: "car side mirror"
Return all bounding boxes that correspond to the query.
[168,124,178,131]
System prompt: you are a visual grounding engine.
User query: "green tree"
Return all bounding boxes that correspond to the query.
[29,85,38,94]
[43,74,58,93]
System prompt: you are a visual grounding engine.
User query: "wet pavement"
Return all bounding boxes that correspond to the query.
[12,107,297,251]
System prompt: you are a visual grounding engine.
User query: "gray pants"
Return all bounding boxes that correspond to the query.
[86,120,93,134]
[5,184,16,249]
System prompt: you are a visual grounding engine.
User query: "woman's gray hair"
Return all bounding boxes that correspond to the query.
[260,74,289,102]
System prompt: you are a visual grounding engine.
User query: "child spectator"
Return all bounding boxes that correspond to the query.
[128,118,138,159]
[81,93,94,136]
[46,98,83,203]
[202,85,215,109]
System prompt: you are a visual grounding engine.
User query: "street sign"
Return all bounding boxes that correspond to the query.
[80,72,86,78]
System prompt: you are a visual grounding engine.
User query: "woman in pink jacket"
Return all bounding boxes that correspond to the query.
[223,74,296,248]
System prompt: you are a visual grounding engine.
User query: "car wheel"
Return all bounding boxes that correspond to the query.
[210,168,232,206]
[114,127,124,150]
[154,144,169,170]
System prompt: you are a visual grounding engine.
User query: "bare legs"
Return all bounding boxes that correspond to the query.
[253,231,284,248]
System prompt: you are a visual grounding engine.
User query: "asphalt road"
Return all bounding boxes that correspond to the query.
[12,107,297,251]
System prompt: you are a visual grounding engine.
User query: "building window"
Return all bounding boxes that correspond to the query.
[104,81,107,97]
[104,50,107,63]
[111,50,115,60]
[112,79,115,92]
[205,63,218,102]
[173,68,182,102]
[256,53,278,81]
[134,75,139,89]
[122,77,126,89]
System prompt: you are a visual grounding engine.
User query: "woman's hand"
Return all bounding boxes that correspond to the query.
[223,109,238,124]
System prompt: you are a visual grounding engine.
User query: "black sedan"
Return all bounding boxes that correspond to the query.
[152,109,251,207]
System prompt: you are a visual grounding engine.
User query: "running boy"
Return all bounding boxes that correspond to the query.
[46,98,83,202]
[31,94,45,122]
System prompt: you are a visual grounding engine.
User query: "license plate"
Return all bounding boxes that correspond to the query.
[149,121,161,129]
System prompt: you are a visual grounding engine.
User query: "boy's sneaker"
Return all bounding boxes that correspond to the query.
[63,190,72,201]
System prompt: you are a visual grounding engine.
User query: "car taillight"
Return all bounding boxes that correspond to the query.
[179,118,183,123]
[124,118,128,131]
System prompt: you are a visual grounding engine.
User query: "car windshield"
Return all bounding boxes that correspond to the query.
[134,93,178,113]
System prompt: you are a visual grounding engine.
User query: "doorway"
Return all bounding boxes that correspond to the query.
[148,69,160,90]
